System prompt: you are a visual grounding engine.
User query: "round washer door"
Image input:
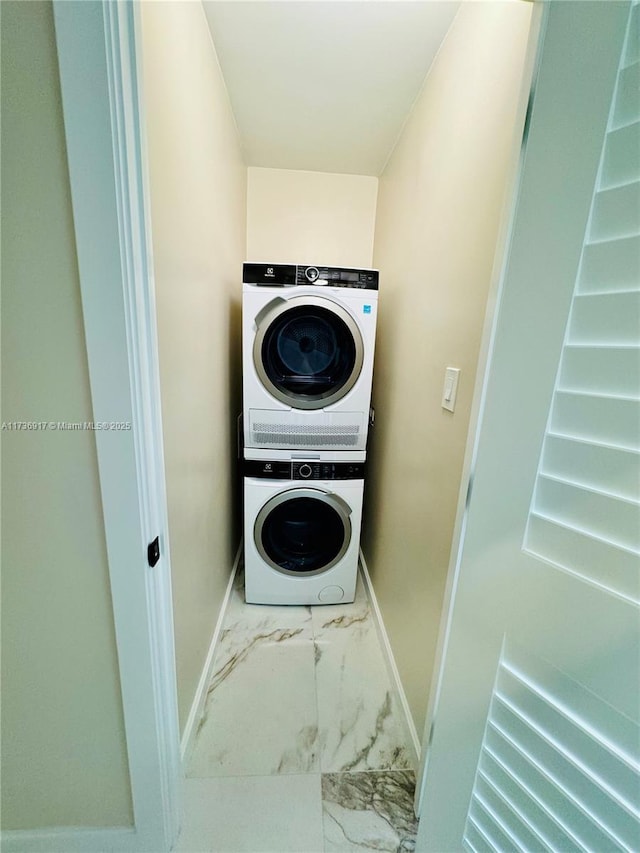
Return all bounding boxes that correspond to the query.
[255,487,352,577]
[254,295,364,410]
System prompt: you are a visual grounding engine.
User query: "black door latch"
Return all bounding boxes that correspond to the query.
[147,536,160,568]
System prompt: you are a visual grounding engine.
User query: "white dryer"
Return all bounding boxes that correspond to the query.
[244,458,364,605]
[242,263,378,456]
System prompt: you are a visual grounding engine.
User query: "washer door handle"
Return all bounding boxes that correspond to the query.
[323,492,352,517]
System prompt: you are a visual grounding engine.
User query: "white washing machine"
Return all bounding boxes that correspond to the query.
[242,263,378,456]
[244,458,364,605]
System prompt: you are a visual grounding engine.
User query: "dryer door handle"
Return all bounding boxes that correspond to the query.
[254,297,286,330]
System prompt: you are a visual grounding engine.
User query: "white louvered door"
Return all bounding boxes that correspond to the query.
[417,3,639,851]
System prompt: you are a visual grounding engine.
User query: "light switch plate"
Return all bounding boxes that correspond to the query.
[442,367,460,413]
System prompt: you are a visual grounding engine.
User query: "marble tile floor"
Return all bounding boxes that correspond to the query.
[175,564,419,853]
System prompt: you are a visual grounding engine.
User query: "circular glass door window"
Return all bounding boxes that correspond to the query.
[256,490,351,576]
[254,297,364,410]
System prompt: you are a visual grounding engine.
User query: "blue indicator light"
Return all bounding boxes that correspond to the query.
[363,305,372,314]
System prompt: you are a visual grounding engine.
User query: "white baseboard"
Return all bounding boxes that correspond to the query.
[359,548,422,767]
[180,539,243,764]
[0,827,137,853]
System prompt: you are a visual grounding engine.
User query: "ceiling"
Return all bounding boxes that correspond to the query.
[202,2,460,176]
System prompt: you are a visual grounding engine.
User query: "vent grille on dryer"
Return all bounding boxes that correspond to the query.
[252,422,360,447]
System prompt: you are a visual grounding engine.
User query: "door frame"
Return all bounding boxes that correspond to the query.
[5,3,183,851]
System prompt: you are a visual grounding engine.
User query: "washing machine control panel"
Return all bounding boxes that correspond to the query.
[292,462,365,480]
[243,263,378,290]
[244,460,365,480]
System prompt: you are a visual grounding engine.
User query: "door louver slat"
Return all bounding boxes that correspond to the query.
[612,60,640,129]
[559,345,640,397]
[475,773,549,852]
[568,291,640,343]
[491,699,636,827]
[534,475,639,551]
[484,724,600,850]
[463,819,494,853]
[502,649,639,763]
[590,180,640,241]
[495,681,639,798]
[463,644,640,853]
[481,749,583,853]
[540,434,640,501]
[487,716,629,852]
[579,236,639,292]
[549,391,639,452]
[468,801,521,853]
[601,122,640,191]
[527,513,638,601]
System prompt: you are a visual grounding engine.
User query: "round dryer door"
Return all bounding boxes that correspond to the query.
[254,295,364,410]
[255,488,352,576]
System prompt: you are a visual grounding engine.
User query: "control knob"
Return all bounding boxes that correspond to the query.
[298,464,313,478]
[305,267,320,282]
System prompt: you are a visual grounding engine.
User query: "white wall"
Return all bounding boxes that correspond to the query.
[140,2,247,731]
[363,0,534,736]
[247,167,378,267]
[1,0,132,829]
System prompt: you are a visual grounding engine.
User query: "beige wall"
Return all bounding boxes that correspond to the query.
[247,167,378,267]
[364,1,534,736]
[0,1,132,830]
[140,2,247,730]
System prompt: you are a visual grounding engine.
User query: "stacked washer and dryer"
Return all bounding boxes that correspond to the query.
[241,262,379,605]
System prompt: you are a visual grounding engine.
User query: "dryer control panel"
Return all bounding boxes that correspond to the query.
[244,460,365,480]
[243,263,378,290]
